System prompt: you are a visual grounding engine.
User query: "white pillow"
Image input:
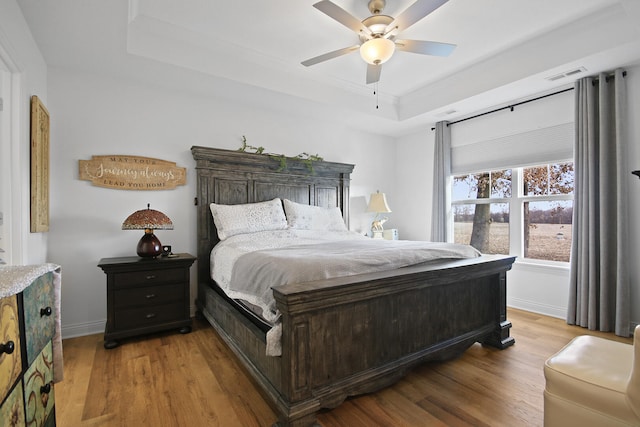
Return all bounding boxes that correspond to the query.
[210,198,287,240]
[283,199,347,231]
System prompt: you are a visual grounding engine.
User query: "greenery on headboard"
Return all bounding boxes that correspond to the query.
[238,136,323,174]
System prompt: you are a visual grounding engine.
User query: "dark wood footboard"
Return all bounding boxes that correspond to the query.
[197,254,515,426]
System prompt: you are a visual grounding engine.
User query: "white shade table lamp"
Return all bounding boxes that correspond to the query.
[367,191,391,239]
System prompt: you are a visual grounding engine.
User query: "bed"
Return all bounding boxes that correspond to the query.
[191,146,516,427]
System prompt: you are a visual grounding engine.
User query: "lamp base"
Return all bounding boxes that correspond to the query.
[372,231,384,239]
[137,231,162,258]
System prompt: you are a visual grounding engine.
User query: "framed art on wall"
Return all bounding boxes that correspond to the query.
[30,95,50,233]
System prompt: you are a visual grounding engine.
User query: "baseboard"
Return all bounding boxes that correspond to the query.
[509,299,640,337]
[61,304,199,339]
[61,319,105,339]
[507,297,566,320]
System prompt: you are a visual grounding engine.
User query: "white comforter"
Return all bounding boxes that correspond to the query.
[211,230,480,324]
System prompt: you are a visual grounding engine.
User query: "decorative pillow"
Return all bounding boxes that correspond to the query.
[210,198,287,240]
[283,199,347,231]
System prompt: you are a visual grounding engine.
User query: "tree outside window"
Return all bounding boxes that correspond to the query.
[522,162,573,261]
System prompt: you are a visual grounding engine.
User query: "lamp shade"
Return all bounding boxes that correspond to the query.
[367,191,392,213]
[122,204,173,231]
[360,38,395,65]
[122,204,173,257]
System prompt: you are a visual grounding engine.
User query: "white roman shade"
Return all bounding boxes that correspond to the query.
[451,122,574,174]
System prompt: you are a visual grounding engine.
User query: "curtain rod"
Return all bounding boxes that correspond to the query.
[431,87,574,130]
[430,70,627,130]
[600,70,627,84]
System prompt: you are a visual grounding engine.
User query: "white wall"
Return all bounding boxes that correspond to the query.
[395,66,640,328]
[0,0,48,265]
[47,68,397,337]
[394,130,434,241]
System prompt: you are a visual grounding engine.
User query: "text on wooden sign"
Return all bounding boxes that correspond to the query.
[79,155,186,190]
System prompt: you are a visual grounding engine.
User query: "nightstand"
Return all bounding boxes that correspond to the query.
[98,253,196,349]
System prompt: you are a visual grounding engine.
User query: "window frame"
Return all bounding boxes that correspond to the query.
[451,159,574,265]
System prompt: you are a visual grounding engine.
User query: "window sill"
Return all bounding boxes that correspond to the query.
[513,258,570,272]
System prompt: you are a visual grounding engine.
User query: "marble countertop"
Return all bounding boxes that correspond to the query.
[0,263,61,298]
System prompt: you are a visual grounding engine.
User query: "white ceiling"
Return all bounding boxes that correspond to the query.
[17,0,640,137]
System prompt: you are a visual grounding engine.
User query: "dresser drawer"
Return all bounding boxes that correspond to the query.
[22,272,56,365]
[112,268,185,288]
[115,303,184,330]
[0,294,22,406]
[0,381,25,426]
[114,283,184,309]
[24,341,55,427]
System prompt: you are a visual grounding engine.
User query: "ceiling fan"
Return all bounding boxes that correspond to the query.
[301,0,456,84]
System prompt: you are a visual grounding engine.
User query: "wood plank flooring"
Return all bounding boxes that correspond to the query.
[54,308,633,426]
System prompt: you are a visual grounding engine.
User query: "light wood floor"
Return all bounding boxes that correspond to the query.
[55,308,632,427]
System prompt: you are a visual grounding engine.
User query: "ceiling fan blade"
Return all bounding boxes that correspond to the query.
[366,63,382,84]
[386,0,449,33]
[395,39,456,57]
[301,45,360,67]
[313,1,372,37]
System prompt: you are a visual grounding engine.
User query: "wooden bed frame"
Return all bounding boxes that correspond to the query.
[191,146,516,426]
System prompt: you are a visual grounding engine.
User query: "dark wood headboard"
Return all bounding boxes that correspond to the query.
[191,146,355,286]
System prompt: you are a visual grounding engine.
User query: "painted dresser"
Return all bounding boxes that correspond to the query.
[0,264,61,427]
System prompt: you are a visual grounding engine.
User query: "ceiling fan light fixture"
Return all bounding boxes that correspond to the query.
[360,37,395,65]
[303,0,455,84]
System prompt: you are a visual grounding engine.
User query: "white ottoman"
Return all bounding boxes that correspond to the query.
[544,328,640,427]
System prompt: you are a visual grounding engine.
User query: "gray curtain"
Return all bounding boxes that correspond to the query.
[568,69,630,337]
[431,121,451,242]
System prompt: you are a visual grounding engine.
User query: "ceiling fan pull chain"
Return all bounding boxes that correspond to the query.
[375,83,379,109]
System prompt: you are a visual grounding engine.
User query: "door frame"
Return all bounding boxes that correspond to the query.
[0,37,25,265]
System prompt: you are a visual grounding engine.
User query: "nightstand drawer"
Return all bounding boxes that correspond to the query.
[113,268,185,288]
[115,303,184,330]
[114,284,183,309]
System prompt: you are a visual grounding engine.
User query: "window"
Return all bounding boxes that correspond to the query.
[452,162,574,263]
[452,170,512,256]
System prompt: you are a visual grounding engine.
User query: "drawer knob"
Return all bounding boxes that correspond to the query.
[40,306,53,317]
[0,340,15,355]
[145,313,157,319]
[40,382,52,407]
[40,383,52,394]
[145,294,156,299]
[145,274,156,280]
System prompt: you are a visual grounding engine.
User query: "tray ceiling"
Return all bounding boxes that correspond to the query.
[17,0,640,136]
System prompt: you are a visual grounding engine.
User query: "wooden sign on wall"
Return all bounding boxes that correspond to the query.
[79,155,187,190]
[31,95,50,232]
